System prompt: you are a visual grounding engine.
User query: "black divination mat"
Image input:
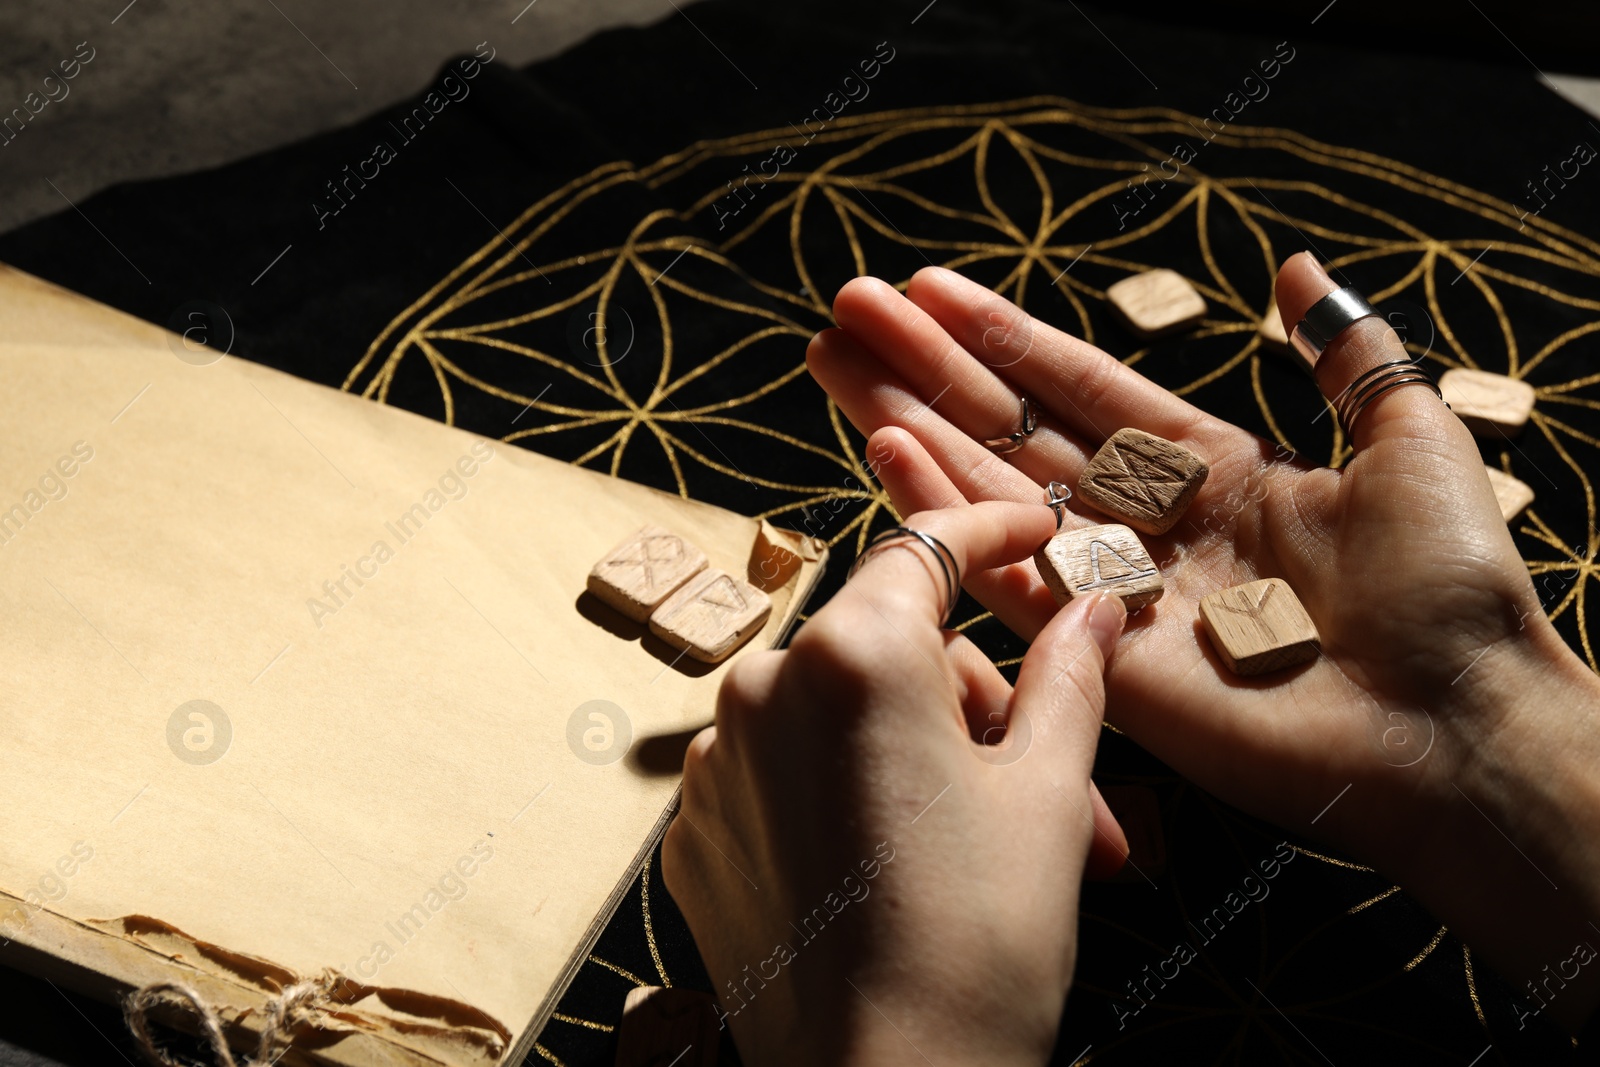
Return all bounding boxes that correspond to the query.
[3,2,1599,1064]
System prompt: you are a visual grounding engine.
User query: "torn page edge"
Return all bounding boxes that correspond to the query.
[0,892,507,1067]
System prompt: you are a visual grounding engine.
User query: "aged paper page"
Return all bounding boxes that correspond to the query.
[0,273,821,1065]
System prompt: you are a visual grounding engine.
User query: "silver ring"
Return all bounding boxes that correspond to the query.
[848,525,961,627]
[1046,481,1072,528]
[983,395,1038,454]
[1290,287,1380,374]
[1333,358,1445,440]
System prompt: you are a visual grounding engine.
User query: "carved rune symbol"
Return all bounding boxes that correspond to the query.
[1214,580,1277,622]
[695,574,747,623]
[607,534,684,588]
[1093,444,1184,515]
[1075,539,1159,592]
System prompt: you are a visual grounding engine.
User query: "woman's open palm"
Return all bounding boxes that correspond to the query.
[807,255,1586,883]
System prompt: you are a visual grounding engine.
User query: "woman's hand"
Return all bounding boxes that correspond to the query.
[807,256,1600,1031]
[661,502,1127,1066]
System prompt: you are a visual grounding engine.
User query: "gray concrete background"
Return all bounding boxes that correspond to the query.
[0,0,666,235]
[0,2,1597,237]
[1551,75,1600,120]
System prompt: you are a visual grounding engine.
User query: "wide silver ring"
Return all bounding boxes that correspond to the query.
[983,395,1038,454]
[1290,287,1381,374]
[848,525,961,627]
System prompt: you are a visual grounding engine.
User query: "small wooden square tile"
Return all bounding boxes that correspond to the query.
[1259,303,1289,353]
[1199,578,1320,676]
[1439,369,1535,435]
[1485,466,1534,522]
[650,568,772,663]
[1107,269,1207,340]
[1035,523,1164,612]
[1077,428,1210,535]
[588,525,708,622]
[615,986,721,1067]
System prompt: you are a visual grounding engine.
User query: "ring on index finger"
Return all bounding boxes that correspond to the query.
[848,525,962,627]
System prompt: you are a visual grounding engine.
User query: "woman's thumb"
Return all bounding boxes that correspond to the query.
[1006,592,1124,779]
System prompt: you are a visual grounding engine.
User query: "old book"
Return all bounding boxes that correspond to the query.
[0,266,825,1066]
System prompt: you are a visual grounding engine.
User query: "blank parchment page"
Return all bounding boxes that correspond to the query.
[0,330,819,1063]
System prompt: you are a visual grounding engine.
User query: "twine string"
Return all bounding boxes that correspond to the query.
[123,973,342,1067]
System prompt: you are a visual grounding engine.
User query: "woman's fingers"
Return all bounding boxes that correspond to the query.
[865,437,1130,882]
[867,427,1061,640]
[821,271,1288,543]
[832,275,1028,446]
[904,266,1255,460]
[872,499,1059,613]
[1275,253,1463,457]
[808,326,1080,504]
[1009,593,1129,872]
[823,283,1098,491]
[946,609,1128,880]
[789,498,1058,757]
[944,628,1016,743]
[1011,593,1125,773]
[1083,783,1131,881]
[815,498,1058,680]
[865,426,967,511]
[1274,254,1505,539]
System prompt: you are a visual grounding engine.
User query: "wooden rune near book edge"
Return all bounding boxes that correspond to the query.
[590,527,774,664]
[0,265,825,1067]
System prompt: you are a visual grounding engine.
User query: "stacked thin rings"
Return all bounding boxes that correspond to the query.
[1290,284,1447,440]
[1333,358,1444,440]
[848,525,962,627]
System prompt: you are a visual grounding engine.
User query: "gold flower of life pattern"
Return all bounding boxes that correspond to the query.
[347,95,1600,670]
[346,98,1600,1052]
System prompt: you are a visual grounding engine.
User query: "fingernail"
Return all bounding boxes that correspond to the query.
[1302,251,1331,283]
[1088,593,1127,659]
